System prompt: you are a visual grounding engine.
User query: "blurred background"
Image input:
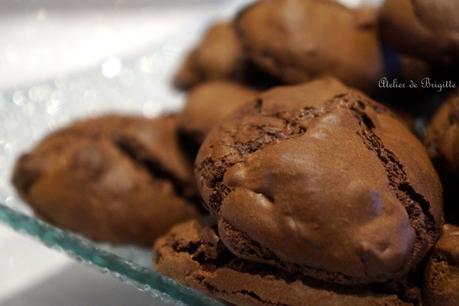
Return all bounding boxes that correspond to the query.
[0,0,381,305]
[0,0,239,90]
[0,1,239,305]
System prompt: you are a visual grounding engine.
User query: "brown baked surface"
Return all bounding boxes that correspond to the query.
[195,77,443,285]
[154,218,414,306]
[12,114,200,246]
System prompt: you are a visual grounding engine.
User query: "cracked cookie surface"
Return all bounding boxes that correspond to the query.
[195,78,443,285]
[12,114,200,246]
[154,218,415,306]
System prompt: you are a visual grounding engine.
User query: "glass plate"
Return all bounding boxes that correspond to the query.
[0,0,379,304]
[0,2,257,304]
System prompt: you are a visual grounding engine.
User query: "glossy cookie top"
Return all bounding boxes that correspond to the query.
[195,78,443,285]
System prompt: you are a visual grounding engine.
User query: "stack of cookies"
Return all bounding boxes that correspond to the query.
[12,0,459,305]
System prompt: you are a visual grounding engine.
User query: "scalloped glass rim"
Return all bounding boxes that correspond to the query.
[0,1,380,304]
[0,29,226,302]
[0,205,224,306]
[0,2,256,304]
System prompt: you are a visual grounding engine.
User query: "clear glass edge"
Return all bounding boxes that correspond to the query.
[0,204,225,306]
[0,2,256,304]
[0,30,225,306]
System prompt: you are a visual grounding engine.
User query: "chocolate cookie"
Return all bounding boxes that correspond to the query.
[412,0,459,36]
[426,91,459,222]
[174,22,246,90]
[178,80,258,159]
[235,0,384,92]
[155,218,415,306]
[423,224,459,306]
[12,114,200,246]
[426,91,459,170]
[195,78,443,285]
[379,0,459,65]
